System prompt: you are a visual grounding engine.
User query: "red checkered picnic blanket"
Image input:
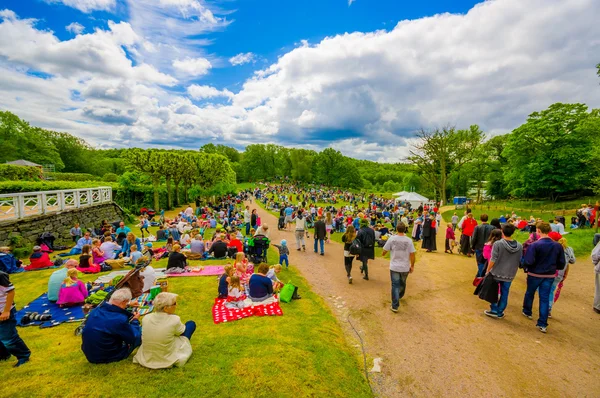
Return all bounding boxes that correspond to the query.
[212,297,283,324]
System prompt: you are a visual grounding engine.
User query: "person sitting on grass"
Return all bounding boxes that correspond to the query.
[208,234,228,259]
[81,288,141,364]
[133,292,196,369]
[0,247,23,274]
[218,264,235,299]
[120,233,142,259]
[248,263,274,304]
[266,264,284,291]
[76,245,101,274]
[48,259,78,302]
[60,231,93,257]
[24,245,54,271]
[57,269,88,307]
[225,275,248,309]
[165,245,187,274]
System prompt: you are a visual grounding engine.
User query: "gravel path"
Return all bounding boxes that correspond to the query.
[251,203,600,397]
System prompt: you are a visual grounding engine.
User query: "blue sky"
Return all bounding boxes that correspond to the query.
[0,0,598,161]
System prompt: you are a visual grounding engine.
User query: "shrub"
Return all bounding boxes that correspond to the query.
[0,164,42,181]
[9,233,32,259]
[102,173,119,182]
[45,172,98,182]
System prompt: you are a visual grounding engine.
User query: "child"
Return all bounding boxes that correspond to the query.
[0,271,31,367]
[77,244,101,273]
[0,247,23,274]
[266,264,284,291]
[483,230,503,263]
[234,252,250,290]
[24,246,54,271]
[218,264,234,299]
[273,239,290,269]
[549,236,576,316]
[225,275,248,309]
[57,269,88,307]
[445,224,456,254]
[70,223,82,243]
[142,243,154,264]
[139,215,150,237]
[128,245,143,266]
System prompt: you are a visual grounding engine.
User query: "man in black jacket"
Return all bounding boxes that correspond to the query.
[313,216,327,255]
[471,214,496,277]
[209,235,228,259]
[356,218,375,280]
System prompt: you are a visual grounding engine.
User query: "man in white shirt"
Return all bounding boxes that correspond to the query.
[243,206,251,235]
[382,223,416,313]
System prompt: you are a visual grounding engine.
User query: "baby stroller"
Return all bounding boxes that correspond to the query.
[278,215,285,230]
[248,234,270,264]
[37,232,56,252]
[74,260,148,336]
[140,207,156,221]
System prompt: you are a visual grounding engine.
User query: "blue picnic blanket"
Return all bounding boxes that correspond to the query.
[16,293,85,328]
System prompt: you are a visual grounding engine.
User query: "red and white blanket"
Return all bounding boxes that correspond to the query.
[212,297,283,324]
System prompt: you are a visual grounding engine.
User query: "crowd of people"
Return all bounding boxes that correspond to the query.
[1,183,599,371]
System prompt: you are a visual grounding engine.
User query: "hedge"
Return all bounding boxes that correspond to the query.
[0,181,118,193]
[0,164,42,181]
[45,172,99,182]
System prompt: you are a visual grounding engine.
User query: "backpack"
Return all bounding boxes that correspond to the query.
[349,239,362,255]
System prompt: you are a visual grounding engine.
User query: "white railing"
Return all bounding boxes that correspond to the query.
[0,187,113,221]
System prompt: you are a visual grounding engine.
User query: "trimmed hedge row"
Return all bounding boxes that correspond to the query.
[0,164,42,181]
[45,172,99,182]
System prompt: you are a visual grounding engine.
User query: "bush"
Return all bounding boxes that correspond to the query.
[0,164,42,181]
[45,172,98,182]
[0,181,118,194]
[102,173,119,182]
[9,233,32,259]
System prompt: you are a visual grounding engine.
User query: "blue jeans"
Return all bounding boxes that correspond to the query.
[279,254,289,268]
[59,247,82,257]
[0,308,31,361]
[475,250,486,277]
[314,239,324,254]
[245,223,250,235]
[490,280,512,316]
[390,271,409,310]
[548,276,562,311]
[523,276,554,328]
[181,321,196,340]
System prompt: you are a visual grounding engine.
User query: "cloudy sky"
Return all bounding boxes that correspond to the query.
[1,0,599,162]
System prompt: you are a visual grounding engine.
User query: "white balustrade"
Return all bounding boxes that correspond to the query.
[0,187,113,221]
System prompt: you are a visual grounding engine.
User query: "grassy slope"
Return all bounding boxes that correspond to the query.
[1,212,371,398]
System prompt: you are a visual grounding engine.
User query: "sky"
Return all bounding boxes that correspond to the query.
[0,0,599,162]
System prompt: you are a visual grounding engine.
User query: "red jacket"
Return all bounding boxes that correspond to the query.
[462,218,478,237]
[228,238,243,253]
[25,252,53,271]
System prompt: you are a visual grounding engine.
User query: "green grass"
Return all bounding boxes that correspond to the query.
[1,212,372,398]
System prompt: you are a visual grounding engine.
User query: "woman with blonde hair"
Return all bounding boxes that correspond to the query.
[120,232,141,258]
[57,268,88,307]
[341,225,357,284]
[133,292,196,369]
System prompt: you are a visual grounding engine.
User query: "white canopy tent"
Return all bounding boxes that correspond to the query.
[392,191,409,197]
[395,192,431,209]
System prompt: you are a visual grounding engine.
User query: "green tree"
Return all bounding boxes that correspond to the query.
[408,125,485,204]
[503,103,600,200]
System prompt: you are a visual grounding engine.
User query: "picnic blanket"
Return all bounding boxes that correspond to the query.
[212,297,283,324]
[130,293,154,316]
[16,293,85,328]
[93,269,167,285]
[166,265,225,277]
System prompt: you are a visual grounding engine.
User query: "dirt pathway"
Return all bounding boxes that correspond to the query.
[250,202,600,397]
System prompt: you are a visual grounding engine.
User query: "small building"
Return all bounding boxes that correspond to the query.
[6,159,44,170]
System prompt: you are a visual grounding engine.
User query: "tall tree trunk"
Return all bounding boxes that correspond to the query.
[152,175,160,211]
[184,182,189,203]
[166,177,172,210]
[174,180,180,207]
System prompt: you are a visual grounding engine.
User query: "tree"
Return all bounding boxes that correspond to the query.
[408,125,485,204]
[123,149,165,210]
[289,149,316,182]
[503,103,600,200]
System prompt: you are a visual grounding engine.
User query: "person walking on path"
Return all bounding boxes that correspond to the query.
[421,213,437,252]
[459,213,478,257]
[382,224,416,313]
[591,241,600,314]
[314,216,326,255]
[293,210,307,252]
[483,224,523,319]
[522,222,566,333]
[471,214,496,278]
[341,225,357,284]
[356,218,375,281]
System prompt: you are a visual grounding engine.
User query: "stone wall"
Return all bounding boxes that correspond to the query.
[0,203,126,249]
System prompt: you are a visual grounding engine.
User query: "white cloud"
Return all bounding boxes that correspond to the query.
[173,57,212,76]
[348,0,357,6]
[229,52,255,66]
[45,0,116,13]
[188,85,233,100]
[1,0,600,162]
[65,22,84,35]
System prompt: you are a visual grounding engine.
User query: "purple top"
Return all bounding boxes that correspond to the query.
[57,280,88,305]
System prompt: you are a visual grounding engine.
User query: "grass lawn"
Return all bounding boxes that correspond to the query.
[1,212,372,398]
[442,209,597,257]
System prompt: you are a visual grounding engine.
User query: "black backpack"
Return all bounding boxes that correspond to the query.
[349,239,362,255]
